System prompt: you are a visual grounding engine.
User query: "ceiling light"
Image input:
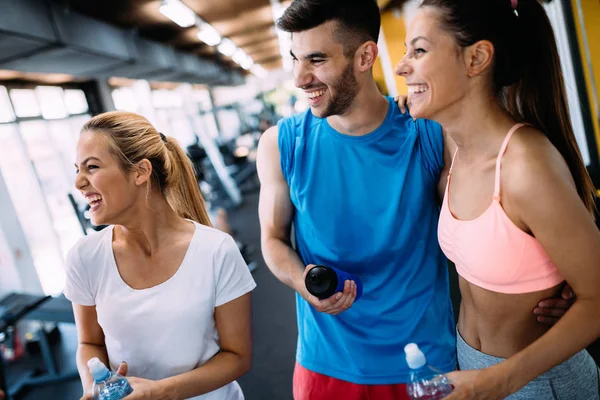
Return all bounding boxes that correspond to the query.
[159,0,196,28]
[251,65,267,78]
[232,50,254,70]
[241,54,254,70]
[197,23,221,46]
[241,58,254,70]
[232,49,247,64]
[217,39,237,57]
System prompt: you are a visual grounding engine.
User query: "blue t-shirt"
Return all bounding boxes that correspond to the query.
[277,96,456,384]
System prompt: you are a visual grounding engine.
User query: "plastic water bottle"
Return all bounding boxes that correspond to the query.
[305,265,364,301]
[405,343,453,399]
[88,357,134,400]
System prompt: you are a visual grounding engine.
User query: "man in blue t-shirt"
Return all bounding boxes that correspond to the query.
[256,1,572,398]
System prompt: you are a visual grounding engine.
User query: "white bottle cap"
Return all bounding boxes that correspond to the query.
[88,357,110,381]
[404,343,426,369]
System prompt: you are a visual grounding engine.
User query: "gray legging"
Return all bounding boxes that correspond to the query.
[456,329,600,399]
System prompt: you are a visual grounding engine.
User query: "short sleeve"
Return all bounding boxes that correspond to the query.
[416,118,444,178]
[214,236,257,307]
[63,243,95,306]
[277,117,296,184]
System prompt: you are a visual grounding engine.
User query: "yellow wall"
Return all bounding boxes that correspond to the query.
[572,0,600,158]
[380,9,408,95]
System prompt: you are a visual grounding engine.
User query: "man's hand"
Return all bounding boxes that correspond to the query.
[295,265,357,315]
[534,283,575,325]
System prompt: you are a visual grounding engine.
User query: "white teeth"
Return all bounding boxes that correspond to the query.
[408,84,429,96]
[307,90,326,99]
[86,195,102,205]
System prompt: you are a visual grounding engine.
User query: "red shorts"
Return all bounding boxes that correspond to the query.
[293,362,409,400]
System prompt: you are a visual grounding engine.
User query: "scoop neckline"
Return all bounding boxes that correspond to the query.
[106,221,198,292]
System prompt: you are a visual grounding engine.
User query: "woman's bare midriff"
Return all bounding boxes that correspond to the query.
[457,277,564,358]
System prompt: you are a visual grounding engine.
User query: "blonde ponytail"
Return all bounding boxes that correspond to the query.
[82,111,212,226]
[163,137,212,226]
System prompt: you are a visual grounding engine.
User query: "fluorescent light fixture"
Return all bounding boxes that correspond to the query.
[251,64,267,78]
[231,49,253,70]
[240,54,253,70]
[217,39,237,57]
[197,23,221,46]
[232,49,246,64]
[159,0,196,28]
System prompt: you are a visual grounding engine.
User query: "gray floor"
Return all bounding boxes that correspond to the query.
[6,191,600,399]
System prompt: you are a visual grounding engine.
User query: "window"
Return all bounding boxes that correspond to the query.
[36,86,68,120]
[152,89,184,109]
[9,89,41,118]
[64,89,89,115]
[0,124,66,295]
[113,83,199,149]
[112,87,139,112]
[0,87,15,123]
[0,84,90,295]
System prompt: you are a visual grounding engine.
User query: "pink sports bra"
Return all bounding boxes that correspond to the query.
[438,123,564,294]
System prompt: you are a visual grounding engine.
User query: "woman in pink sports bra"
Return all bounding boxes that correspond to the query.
[396,0,600,399]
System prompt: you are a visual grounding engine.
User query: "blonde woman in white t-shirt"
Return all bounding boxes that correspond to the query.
[65,111,256,400]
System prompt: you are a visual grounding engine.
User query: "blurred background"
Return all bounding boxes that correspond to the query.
[0,0,598,399]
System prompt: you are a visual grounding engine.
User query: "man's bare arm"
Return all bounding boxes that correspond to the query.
[256,126,305,291]
[256,126,357,314]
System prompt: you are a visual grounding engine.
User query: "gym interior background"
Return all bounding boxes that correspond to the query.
[0,0,599,399]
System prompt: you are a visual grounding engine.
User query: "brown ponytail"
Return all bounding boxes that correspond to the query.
[81,111,212,226]
[421,0,597,214]
[503,1,596,213]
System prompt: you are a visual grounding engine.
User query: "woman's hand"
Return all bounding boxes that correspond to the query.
[123,377,166,399]
[117,362,169,400]
[444,367,510,400]
[80,362,130,400]
[394,95,410,115]
[394,94,417,121]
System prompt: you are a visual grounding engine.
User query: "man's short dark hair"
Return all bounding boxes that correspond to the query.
[277,0,381,58]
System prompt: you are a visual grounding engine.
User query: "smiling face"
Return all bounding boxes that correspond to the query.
[74,131,140,226]
[291,21,359,118]
[395,7,471,120]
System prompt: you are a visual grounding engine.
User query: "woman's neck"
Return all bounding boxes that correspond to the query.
[438,92,518,165]
[114,192,189,255]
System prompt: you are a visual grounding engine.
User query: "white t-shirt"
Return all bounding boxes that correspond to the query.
[63,222,256,400]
